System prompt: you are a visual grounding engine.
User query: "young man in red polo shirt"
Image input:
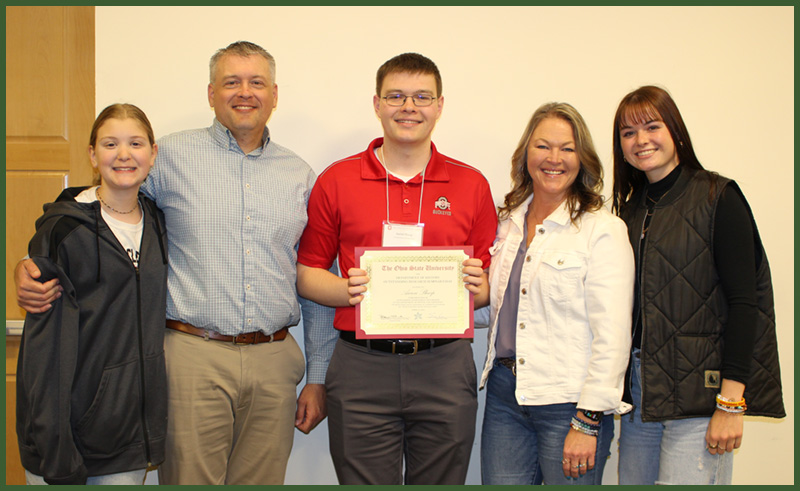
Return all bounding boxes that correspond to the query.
[296,53,497,484]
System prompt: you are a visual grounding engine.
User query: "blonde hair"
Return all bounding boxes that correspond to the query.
[89,103,155,185]
[498,102,604,222]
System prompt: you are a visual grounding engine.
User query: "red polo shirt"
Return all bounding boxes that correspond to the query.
[298,138,498,332]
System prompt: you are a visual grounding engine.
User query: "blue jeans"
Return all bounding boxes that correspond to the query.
[25,468,147,485]
[481,361,613,485]
[618,349,733,484]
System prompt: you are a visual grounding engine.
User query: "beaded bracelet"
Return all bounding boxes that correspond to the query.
[716,394,746,413]
[570,416,599,437]
[716,403,746,413]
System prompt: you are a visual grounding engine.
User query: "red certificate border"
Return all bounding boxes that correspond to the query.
[354,246,474,339]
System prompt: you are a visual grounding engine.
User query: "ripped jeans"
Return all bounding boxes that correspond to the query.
[618,349,733,485]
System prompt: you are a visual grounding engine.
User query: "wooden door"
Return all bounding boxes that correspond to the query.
[5,6,95,484]
[5,5,95,320]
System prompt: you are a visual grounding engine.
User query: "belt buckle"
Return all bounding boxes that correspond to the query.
[392,339,418,355]
[233,334,250,345]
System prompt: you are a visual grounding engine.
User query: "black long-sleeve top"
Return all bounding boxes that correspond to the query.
[632,165,757,384]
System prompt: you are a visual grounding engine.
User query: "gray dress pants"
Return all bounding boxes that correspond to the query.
[326,337,477,484]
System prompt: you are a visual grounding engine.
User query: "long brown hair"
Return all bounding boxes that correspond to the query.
[498,102,604,222]
[611,85,709,214]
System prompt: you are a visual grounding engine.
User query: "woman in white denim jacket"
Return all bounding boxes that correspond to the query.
[479,102,634,485]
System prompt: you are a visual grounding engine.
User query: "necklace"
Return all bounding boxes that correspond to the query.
[96,187,138,214]
[641,187,670,238]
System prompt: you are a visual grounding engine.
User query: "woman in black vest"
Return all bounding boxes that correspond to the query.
[610,85,784,485]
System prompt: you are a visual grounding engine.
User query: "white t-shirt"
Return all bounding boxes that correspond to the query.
[76,186,143,269]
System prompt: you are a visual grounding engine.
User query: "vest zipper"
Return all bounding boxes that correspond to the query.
[631,208,649,422]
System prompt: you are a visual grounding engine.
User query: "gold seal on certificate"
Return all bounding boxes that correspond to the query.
[355,246,474,339]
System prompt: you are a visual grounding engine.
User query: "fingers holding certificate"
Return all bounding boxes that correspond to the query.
[345,268,370,306]
[355,246,475,339]
[461,257,486,295]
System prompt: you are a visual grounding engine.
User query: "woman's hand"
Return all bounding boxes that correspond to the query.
[705,410,743,454]
[706,379,745,454]
[561,422,597,479]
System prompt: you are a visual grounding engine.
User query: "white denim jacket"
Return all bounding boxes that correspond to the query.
[479,196,634,413]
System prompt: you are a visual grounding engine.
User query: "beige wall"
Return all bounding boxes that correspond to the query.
[96,6,793,485]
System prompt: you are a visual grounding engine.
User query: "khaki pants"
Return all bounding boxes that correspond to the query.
[158,328,304,484]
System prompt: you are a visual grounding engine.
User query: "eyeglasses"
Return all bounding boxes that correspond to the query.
[381,94,436,107]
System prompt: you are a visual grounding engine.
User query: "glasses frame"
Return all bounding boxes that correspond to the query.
[381,93,436,107]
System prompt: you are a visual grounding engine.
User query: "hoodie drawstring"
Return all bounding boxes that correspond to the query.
[147,199,168,266]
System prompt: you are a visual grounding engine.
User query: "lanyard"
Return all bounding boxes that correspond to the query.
[379,146,426,225]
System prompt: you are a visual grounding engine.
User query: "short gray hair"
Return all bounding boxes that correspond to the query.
[209,40,276,83]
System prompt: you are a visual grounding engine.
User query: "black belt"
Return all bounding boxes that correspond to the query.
[497,357,516,376]
[339,330,458,355]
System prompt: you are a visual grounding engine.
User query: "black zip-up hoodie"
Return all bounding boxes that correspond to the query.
[16,187,168,484]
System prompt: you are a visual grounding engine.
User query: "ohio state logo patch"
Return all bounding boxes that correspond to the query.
[433,196,452,216]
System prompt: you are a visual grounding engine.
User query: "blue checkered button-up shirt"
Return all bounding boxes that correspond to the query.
[141,119,335,383]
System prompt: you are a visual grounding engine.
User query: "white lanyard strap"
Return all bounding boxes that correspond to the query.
[379,146,426,225]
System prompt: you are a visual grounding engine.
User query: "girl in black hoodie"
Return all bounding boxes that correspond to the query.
[17,103,168,485]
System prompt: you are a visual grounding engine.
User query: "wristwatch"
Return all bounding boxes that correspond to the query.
[578,409,602,422]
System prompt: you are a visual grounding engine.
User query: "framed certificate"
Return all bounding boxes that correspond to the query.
[354,246,474,339]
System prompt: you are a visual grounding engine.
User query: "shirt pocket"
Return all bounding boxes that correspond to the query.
[540,251,584,301]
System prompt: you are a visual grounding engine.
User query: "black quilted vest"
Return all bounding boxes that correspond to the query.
[621,168,784,421]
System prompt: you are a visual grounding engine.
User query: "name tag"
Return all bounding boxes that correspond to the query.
[382,221,424,247]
